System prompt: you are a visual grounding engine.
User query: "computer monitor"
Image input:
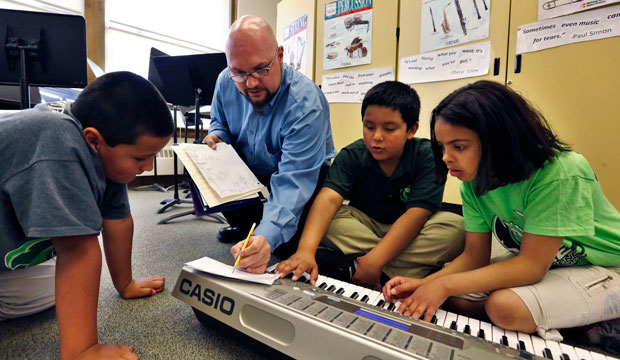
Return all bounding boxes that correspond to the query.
[0,8,87,109]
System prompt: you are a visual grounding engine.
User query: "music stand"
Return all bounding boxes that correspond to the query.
[151,52,228,224]
[0,9,87,109]
[133,47,170,193]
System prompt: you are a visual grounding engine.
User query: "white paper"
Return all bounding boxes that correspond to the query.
[180,143,264,198]
[538,0,620,20]
[186,256,280,285]
[399,41,490,84]
[321,66,394,103]
[517,5,620,54]
[420,0,491,53]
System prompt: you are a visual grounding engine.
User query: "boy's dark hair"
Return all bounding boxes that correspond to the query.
[361,81,420,130]
[71,71,173,146]
[430,80,569,196]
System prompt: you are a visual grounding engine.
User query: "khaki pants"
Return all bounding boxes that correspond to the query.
[321,205,465,279]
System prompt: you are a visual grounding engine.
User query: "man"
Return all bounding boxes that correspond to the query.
[203,15,335,274]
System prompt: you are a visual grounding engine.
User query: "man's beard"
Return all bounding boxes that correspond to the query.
[244,87,276,112]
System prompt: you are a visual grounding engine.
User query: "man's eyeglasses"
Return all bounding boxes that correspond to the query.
[228,49,279,83]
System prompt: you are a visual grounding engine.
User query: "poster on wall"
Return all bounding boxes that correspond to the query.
[420,0,491,53]
[399,41,490,84]
[321,67,394,103]
[283,14,308,77]
[538,0,620,20]
[323,0,373,71]
[517,4,620,54]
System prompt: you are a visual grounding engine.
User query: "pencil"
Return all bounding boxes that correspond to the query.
[232,222,256,273]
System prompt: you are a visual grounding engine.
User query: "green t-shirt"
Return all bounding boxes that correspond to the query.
[462,151,620,267]
[323,138,444,224]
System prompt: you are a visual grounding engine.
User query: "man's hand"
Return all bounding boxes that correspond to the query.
[77,344,138,360]
[352,254,383,290]
[202,134,222,150]
[231,235,271,274]
[275,251,319,284]
[118,276,165,299]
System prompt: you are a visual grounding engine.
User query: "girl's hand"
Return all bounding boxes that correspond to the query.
[382,276,423,302]
[396,278,450,322]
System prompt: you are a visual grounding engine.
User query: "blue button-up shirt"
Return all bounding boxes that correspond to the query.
[209,64,336,250]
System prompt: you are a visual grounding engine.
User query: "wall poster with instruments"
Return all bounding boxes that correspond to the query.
[420,0,491,53]
[538,0,620,20]
[323,0,373,70]
[283,14,309,77]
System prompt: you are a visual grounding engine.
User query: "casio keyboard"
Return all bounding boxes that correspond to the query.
[172,265,618,360]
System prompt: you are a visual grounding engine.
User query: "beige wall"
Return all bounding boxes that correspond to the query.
[237,0,280,30]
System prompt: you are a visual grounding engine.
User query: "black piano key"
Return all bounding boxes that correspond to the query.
[387,303,396,311]
[350,292,359,299]
[318,282,327,289]
[463,324,471,335]
[518,340,526,351]
[431,315,437,324]
[543,348,553,359]
[336,288,345,295]
[500,335,508,346]
[477,329,485,339]
[360,295,369,303]
[326,285,336,292]
[376,300,385,308]
[560,354,570,360]
[449,321,457,330]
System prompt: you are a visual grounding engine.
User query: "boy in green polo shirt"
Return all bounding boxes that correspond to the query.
[276,81,465,290]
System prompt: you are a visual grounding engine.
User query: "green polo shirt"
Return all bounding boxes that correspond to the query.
[323,138,444,224]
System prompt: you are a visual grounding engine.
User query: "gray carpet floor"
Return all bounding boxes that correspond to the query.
[0,188,283,360]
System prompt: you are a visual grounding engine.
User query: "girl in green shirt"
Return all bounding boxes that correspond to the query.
[383,80,620,342]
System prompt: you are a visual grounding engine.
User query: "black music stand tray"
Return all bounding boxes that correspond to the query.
[151,52,227,224]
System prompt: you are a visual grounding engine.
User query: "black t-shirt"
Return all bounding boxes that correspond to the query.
[323,138,443,224]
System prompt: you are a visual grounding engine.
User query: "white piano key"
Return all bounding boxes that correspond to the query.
[504,330,520,350]
[316,275,329,288]
[589,352,608,360]
[434,309,447,327]
[393,301,402,312]
[531,335,548,358]
[444,311,458,330]
[559,343,578,360]
[468,318,480,339]
[479,321,493,341]
[358,287,374,303]
[517,332,534,354]
[372,293,386,307]
[337,281,353,296]
[545,340,563,360]
[573,347,592,360]
[456,315,469,334]
[367,290,382,305]
[492,325,505,345]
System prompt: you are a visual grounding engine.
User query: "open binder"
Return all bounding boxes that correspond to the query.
[172,143,268,215]
[186,175,266,216]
